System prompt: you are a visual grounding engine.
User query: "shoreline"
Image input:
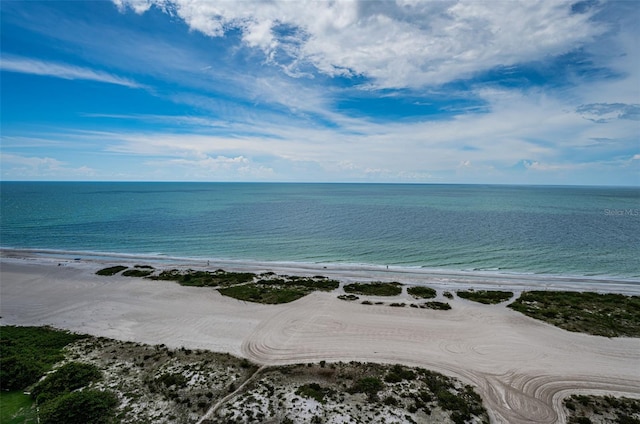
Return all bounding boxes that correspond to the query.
[3,247,640,295]
[2,252,639,423]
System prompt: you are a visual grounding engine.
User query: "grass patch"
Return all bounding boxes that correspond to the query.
[344,282,402,296]
[421,301,451,310]
[0,326,86,391]
[149,269,256,287]
[95,265,127,276]
[0,391,36,424]
[508,291,640,337]
[407,286,437,299]
[218,277,339,304]
[456,290,513,304]
[122,269,153,277]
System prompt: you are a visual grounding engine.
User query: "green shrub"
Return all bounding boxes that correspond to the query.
[122,269,153,277]
[39,390,118,424]
[95,266,128,276]
[32,362,101,404]
[296,383,335,403]
[344,282,402,296]
[421,301,451,310]
[407,286,437,299]
[384,364,415,382]
[508,291,640,337]
[156,372,187,388]
[151,269,255,287]
[349,377,383,396]
[456,290,513,304]
[218,276,338,304]
[0,326,85,391]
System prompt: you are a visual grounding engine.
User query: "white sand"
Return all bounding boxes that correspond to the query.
[1,253,639,424]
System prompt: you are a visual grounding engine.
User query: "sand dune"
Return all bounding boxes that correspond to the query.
[1,255,639,423]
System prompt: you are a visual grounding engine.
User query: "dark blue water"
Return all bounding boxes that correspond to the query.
[1,182,638,278]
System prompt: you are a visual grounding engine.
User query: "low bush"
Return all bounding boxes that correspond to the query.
[218,276,339,304]
[39,389,118,424]
[407,286,437,299]
[509,291,640,337]
[344,282,402,296]
[122,269,153,277]
[349,377,383,397]
[95,266,127,276]
[32,362,102,404]
[0,326,85,391]
[456,290,513,304]
[421,301,452,310]
[296,383,335,403]
[151,269,256,287]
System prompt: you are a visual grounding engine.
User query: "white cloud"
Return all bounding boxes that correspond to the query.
[0,55,144,88]
[1,153,96,177]
[112,0,152,14]
[114,0,604,88]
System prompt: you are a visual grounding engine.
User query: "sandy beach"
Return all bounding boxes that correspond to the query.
[1,252,639,424]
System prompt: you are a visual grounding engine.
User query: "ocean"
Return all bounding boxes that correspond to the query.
[1,182,638,279]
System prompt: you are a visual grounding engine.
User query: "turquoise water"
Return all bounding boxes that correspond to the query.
[1,182,639,278]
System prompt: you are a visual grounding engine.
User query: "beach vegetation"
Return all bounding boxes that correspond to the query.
[122,268,153,277]
[150,268,256,287]
[389,302,406,307]
[508,291,640,337]
[296,383,335,403]
[156,372,187,389]
[343,282,403,296]
[31,362,102,404]
[218,276,339,304]
[421,301,452,310]
[0,390,37,424]
[563,394,640,424]
[39,389,118,424]
[407,286,437,299]
[349,376,384,399]
[0,326,86,391]
[96,265,128,276]
[456,290,513,304]
[443,291,454,299]
[384,365,416,383]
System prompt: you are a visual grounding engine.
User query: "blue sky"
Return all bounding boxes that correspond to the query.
[1,0,638,185]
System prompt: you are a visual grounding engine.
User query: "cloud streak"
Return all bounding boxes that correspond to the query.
[0,55,144,88]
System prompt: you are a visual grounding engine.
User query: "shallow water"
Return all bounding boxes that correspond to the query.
[1,182,638,279]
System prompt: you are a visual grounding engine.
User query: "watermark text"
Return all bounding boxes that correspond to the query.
[603,208,639,217]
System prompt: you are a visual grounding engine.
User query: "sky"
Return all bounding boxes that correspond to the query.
[1,0,639,185]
